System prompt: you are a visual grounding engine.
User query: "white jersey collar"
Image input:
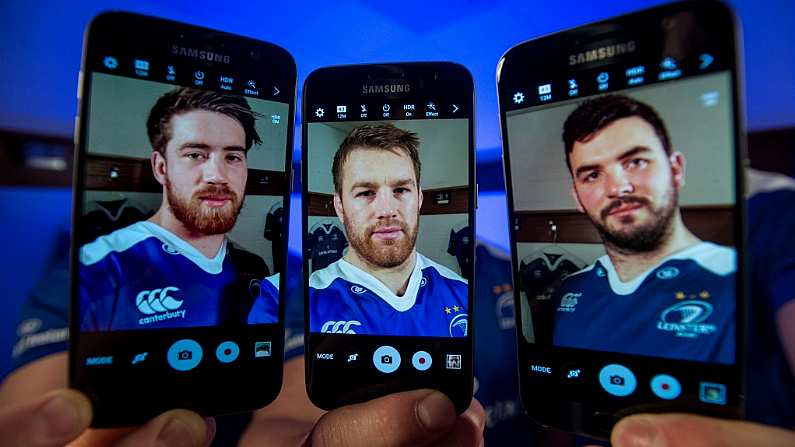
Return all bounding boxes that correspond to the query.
[596,241,736,296]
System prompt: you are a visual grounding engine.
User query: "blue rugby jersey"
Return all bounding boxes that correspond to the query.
[309,253,468,337]
[79,221,274,331]
[745,169,795,427]
[553,242,736,364]
[248,273,280,324]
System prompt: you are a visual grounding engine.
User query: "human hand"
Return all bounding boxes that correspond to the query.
[0,388,214,447]
[242,388,484,447]
[611,413,795,447]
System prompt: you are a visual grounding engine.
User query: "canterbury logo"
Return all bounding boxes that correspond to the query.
[321,320,361,334]
[136,287,182,315]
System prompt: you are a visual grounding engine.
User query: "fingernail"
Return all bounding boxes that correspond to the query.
[35,394,83,441]
[417,391,455,432]
[203,417,216,446]
[615,418,660,447]
[157,414,206,447]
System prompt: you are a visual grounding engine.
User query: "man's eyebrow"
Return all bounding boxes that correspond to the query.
[574,146,653,177]
[349,178,415,191]
[178,142,246,152]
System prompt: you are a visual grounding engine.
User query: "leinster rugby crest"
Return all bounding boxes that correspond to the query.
[444,304,468,336]
[657,300,716,338]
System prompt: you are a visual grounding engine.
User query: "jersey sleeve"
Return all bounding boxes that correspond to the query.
[78,256,122,331]
[9,261,70,373]
[248,275,279,324]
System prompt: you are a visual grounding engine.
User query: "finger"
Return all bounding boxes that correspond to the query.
[431,399,486,447]
[0,389,92,447]
[306,389,458,447]
[111,410,213,447]
[612,413,795,447]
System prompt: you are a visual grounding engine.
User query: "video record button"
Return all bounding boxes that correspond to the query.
[651,374,681,400]
[215,341,240,363]
[412,351,432,371]
[167,339,203,372]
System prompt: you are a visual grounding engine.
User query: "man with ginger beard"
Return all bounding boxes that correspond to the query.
[550,94,736,364]
[309,123,468,337]
[78,87,277,330]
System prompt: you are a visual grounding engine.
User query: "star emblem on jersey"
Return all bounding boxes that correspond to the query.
[699,290,710,299]
[315,107,325,118]
[675,291,686,300]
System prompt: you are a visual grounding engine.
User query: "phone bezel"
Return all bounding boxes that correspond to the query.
[300,62,477,413]
[496,1,747,438]
[69,11,297,427]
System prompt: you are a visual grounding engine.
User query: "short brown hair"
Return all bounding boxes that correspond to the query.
[332,123,421,194]
[146,87,263,155]
[562,94,672,174]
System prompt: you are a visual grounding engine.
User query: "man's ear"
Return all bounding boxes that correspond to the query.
[670,151,686,189]
[570,183,585,213]
[151,151,167,186]
[333,194,345,225]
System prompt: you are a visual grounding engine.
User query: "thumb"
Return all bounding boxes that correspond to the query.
[305,389,458,447]
[0,389,92,447]
[612,413,795,447]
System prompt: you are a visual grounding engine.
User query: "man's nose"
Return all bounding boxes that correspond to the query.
[606,168,634,198]
[203,153,228,184]
[373,189,398,219]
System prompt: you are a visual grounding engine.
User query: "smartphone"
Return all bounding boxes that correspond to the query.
[302,63,475,412]
[69,12,296,427]
[498,1,745,438]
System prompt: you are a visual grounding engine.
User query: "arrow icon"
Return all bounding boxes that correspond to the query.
[699,54,714,69]
[452,104,459,113]
[273,86,280,96]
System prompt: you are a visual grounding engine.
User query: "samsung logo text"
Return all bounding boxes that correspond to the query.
[569,42,636,66]
[171,46,230,63]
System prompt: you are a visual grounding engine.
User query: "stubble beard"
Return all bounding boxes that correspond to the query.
[166,179,244,235]
[590,186,678,254]
[345,216,419,269]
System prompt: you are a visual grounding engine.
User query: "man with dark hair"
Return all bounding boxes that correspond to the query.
[551,94,736,364]
[309,123,468,337]
[79,87,278,330]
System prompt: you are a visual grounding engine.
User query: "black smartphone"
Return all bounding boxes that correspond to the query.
[302,63,475,412]
[69,12,296,427]
[497,1,745,438]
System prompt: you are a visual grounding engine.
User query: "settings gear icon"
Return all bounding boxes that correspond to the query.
[512,92,525,104]
[315,107,325,118]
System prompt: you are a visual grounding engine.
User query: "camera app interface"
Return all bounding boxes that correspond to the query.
[79,73,287,331]
[502,21,740,411]
[304,65,474,409]
[307,118,469,338]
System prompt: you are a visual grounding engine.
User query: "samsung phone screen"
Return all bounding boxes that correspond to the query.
[499,2,743,434]
[303,63,474,411]
[70,13,294,425]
